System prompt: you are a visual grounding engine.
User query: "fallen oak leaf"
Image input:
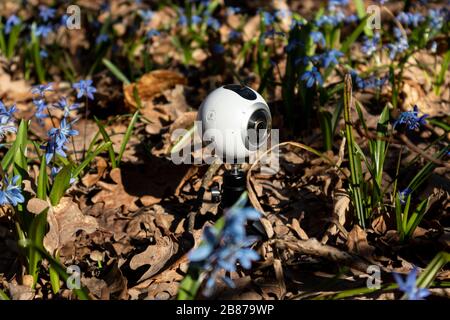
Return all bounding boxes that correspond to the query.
[92,168,139,212]
[43,197,99,254]
[129,235,175,283]
[81,157,108,188]
[123,70,187,109]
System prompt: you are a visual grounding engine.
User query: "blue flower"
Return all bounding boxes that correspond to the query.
[4,14,21,34]
[31,83,54,97]
[320,49,343,68]
[0,102,17,138]
[54,98,80,117]
[397,12,424,27]
[285,39,303,53]
[345,14,359,24]
[226,6,242,16]
[310,31,325,46]
[228,30,241,41]
[139,9,154,22]
[73,79,97,100]
[145,29,160,39]
[393,267,430,300]
[189,207,261,296]
[48,117,79,147]
[398,187,412,205]
[0,100,17,119]
[33,99,48,120]
[301,67,323,88]
[328,0,349,11]
[386,28,408,59]
[191,15,202,26]
[206,16,220,30]
[361,33,380,56]
[0,175,24,206]
[42,118,78,164]
[39,6,56,22]
[40,50,48,59]
[393,105,428,131]
[35,24,53,38]
[290,18,305,29]
[41,134,67,164]
[428,9,445,30]
[276,9,291,20]
[262,11,275,26]
[211,43,225,54]
[430,41,437,53]
[95,34,109,44]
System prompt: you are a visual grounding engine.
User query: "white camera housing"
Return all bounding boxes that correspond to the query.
[197,85,271,162]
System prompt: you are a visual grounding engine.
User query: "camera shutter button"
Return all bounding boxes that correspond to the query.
[206,110,216,121]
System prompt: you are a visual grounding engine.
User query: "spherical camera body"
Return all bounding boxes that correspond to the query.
[198,84,271,162]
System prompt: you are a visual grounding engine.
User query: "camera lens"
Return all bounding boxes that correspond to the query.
[246,109,270,149]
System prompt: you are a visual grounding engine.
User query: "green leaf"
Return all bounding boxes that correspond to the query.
[395,193,404,239]
[49,165,72,206]
[102,58,131,85]
[2,120,28,172]
[37,155,48,200]
[0,288,9,300]
[6,23,21,59]
[19,241,90,300]
[343,74,366,228]
[352,0,372,36]
[417,252,450,289]
[73,142,112,178]
[117,111,139,165]
[30,24,45,83]
[340,15,369,54]
[404,197,429,239]
[49,254,61,294]
[94,117,117,169]
[434,49,449,95]
[28,207,49,286]
[318,110,333,151]
[406,145,449,193]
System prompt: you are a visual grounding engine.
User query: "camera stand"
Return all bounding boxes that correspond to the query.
[221,164,247,208]
[210,164,247,209]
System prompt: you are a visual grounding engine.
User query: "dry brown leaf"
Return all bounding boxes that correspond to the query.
[82,157,108,188]
[124,70,187,109]
[346,225,375,258]
[92,168,139,212]
[26,198,49,215]
[43,197,99,254]
[129,236,175,283]
[8,283,35,300]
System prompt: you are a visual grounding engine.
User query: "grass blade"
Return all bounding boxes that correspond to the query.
[37,155,48,200]
[27,207,49,286]
[343,74,366,228]
[102,58,131,85]
[94,117,117,169]
[117,111,139,165]
[417,252,450,288]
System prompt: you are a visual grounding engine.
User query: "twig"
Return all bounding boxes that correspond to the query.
[272,238,375,274]
[398,133,450,168]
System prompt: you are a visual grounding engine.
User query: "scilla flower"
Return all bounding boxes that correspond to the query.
[189,207,261,296]
[393,267,430,300]
[0,175,24,206]
[393,105,428,131]
[73,79,97,100]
